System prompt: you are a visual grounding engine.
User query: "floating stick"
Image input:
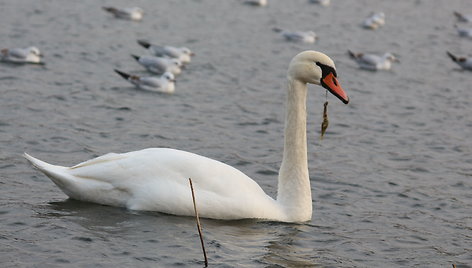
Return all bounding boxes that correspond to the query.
[189,178,208,267]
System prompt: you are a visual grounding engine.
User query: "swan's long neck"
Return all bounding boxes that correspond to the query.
[276,78,312,222]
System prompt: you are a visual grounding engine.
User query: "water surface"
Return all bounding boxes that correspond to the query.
[1,0,471,267]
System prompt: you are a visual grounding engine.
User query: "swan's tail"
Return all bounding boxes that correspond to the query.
[24,153,75,195]
[24,153,59,172]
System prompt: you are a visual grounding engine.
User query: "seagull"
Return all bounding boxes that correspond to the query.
[102,7,143,21]
[309,0,330,6]
[362,12,385,30]
[114,69,176,93]
[454,11,472,23]
[0,46,43,64]
[446,52,472,70]
[273,28,317,44]
[244,0,267,6]
[137,40,194,64]
[132,55,183,76]
[455,25,472,39]
[348,50,398,71]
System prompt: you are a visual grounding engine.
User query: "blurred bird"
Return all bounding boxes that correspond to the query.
[132,55,183,76]
[244,0,267,6]
[348,50,398,71]
[454,11,472,23]
[273,28,317,44]
[362,12,385,30]
[455,25,472,39]
[0,46,43,64]
[102,7,143,21]
[137,40,194,64]
[114,69,176,93]
[309,0,330,6]
[446,52,472,70]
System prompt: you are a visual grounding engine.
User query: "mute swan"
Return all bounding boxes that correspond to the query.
[114,69,176,93]
[1,46,43,64]
[24,51,349,222]
[137,40,194,64]
[102,7,143,21]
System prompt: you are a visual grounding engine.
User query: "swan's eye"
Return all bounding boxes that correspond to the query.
[316,62,337,78]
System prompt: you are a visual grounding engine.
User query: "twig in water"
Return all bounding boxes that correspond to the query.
[189,178,208,267]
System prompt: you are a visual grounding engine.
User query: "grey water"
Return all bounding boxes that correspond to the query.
[1,0,471,267]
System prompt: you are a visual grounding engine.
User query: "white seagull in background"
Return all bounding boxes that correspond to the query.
[114,69,176,93]
[244,0,267,7]
[447,51,472,70]
[309,0,330,6]
[102,6,143,21]
[0,46,43,64]
[362,12,385,30]
[454,11,472,23]
[348,50,398,71]
[273,28,317,44]
[132,55,183,76]
[137,40,194,64]
[455,25,472,39]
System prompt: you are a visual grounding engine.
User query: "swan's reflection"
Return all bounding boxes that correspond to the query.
[259,223,318,267]
[38,200,319,267]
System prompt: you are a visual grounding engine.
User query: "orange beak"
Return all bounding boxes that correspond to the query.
[321,72,349,104]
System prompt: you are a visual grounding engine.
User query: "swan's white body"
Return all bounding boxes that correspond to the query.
[1,46,42,64]
[25,51,349,222]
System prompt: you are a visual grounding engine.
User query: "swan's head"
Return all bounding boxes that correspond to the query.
[288,50,349,104]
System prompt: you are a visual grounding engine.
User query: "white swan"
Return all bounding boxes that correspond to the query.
[24,51,349,222]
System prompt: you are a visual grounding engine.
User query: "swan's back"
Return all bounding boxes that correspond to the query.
[25,148,284,220]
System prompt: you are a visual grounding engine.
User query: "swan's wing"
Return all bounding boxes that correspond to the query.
[26,148,278,219]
